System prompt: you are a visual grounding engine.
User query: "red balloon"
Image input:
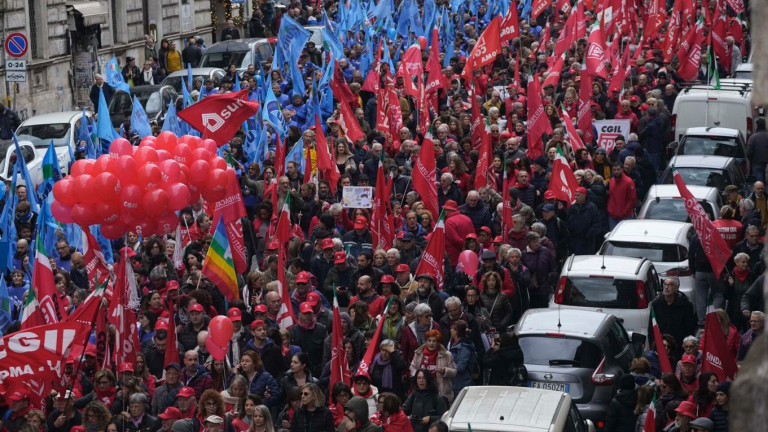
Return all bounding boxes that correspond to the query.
[137,164,162,190]
[156,131,178,152]
[94,172,122,201]
[418,36,427,50]
[457,250,480,278]
[206,333,228,362]
[159,160,181,184]
[201,139,218,154]
[131,219,156,238]
[134,146,159,166]
[209,156,227,171]
[191,148,211,162]
[187,136,202,148]
[143,189,170,217]
[51,201,75,223]
[74,174,97,204]
[157,213,180,234]
[157,149,173,162]
[206,169,228,192]
[138,139,157,148]
[92,155,117,176]
[71,203,97,227]
[165,183,191,211]
[188,183,202,204]
[209,316,234,346]
[70,160,95,177]
[178,135,192,145]
[95,202,120,224]
[201,188,226,202]
[173,143,193,167]
[109,138,133,158]
[189,160,211,186]
[178,170,188,185]
[115,156,138,186]
[53,178,77,206]
[120,184,143,214]
[101,221,128,239]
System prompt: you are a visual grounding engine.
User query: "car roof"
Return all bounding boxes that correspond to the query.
[115,85,166,95]
[565,255,648,276]
[606,220,691,244]
[165,67,223,77]
[668,155,735,169]
[516,309,612,337]
[736,63,752,71]
[684,127,741,137]
[446,386,567,432]
[646,184,720,200]
[19,111,85,125]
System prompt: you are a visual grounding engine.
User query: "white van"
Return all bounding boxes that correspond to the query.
[442,386,595,432]
[672,81,758,142]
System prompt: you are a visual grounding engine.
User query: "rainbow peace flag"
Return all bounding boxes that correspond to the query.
[201,216,239,301]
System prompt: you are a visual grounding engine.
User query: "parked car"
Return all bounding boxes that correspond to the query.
[514,309,645,429]
[15,111,91,174]
[200,39,274,74]
[107,85,179,129]
[552,255,661,337]
[442,386,595,432]
[668,127,748,173]
[0,139,43,187]
[732,63,752,80]
[638,185,722,222]
[161,67,225,94]
[660,155,753,196]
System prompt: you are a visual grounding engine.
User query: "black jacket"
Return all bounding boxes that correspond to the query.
[746,128,768,165]
[567,200,601,255]
[648,292,697,351]
[0,107,21,140]
[290,405,335,432]
[290,323,327,377]
[220,27,241,40]
[181,45,202,68]
[438,184,464,209]
[89,83,115,112]
[178,317,210,352]
[709,404,729,432]
[483,344,524,385]
[740,275,765,313]
[605,389,638,432]
[459,200,493,231]
[402,388,448,432]
[370,350,407,398]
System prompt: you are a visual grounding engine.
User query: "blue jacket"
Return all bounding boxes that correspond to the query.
[566,200,601,255]
[232,367,281,408]
[619,141,641,165]
[639,116,664,154]
[449,338,476,393]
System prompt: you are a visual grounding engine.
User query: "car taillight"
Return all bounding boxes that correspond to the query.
[591,358,614,386]
[555,276,566,304]
[596,420,605,429]
[747,117,753,139]
[546,332,566,338]
[636,281,647,309]
[663,267,692,277]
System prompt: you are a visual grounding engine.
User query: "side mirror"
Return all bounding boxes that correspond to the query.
[631,332,647,346]
[668,141,679,151]
[586,420,596,432]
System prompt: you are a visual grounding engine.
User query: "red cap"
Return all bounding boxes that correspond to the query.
[681,354,696,365]
[501,131,512,139]
[493,236,503,243]
[395,264,411,273]
[267,240,280,250]
[675,401,697,419]
[630,95,640,102]
[156,319,169,331]
[299,302,314,314]
[640,104,649,111]
[166,280,180,291]
[380,274,395,284]
[459,56,467,62]
[354,217,367,229]
[253,304,268,313]
[443,200,459,211]
[479,226,491,235]
[118,363,134,373]
[334,251,347,264]
[120,247,137,258]
[158,407,183,420]
[307,292,321,306]
[189,304,204,313]
[321,238,334,250]
[250,319,266,330]
[177,387,196,398]
[466,233,478,240]
[296,271,310,284]
[544,190,556,199]
[396,231,406,240]
[84,345,98,357]
[227,308,242,321]
[8,388,29,401]
[354,370,372,382]
[575,187,588,195]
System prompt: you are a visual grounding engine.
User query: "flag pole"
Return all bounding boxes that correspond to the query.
[706,47,710,129]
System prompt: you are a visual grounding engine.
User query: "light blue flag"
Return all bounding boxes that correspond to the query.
[285,137,306,173]
[272,16,312,72]
[0,165,19,272]
[105,56,130,93]
[11,133,41,214]
[0,276,12,334]
[323,27,348,62]
[161,99,181,135]
[369,0,394,24]
[441,7,455,67]
[79,109,98,159]
[423,0,437,39]
[397,0,419,37]
[38,141,62,203]
[263,87,287,136]
[131,95,153,139]
[521,0,532,20]
[97,88,119,151]
[181,77,193,108]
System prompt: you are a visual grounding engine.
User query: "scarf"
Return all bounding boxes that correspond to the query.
[147,305,166,316]
[383,313,402,341]
[734,266,750,282]
[298,317,316,331]
[353,385,374,399]
[9,404,31,420]
[415,321,431,345]
[421,347,439,375]
[95,386,117,407]
[143,69,154,85]
[372,352,393,389]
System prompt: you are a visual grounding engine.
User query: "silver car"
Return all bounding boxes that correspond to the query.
[514,309,645,430]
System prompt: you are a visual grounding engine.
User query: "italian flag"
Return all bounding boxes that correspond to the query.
[22,232,62,329]
[651,307,674,375]
[20,284,45,329]
[275,193,295,329]
[642,393,657,432]
[547,145,579,206]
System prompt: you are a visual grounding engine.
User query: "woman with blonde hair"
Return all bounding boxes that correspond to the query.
[409,329,456,402]
[290,383,335,432]
[249,404,275,432]
[417,210,433,231]
[24,409,46,431]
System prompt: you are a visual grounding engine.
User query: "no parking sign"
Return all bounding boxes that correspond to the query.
[4,32,28,58]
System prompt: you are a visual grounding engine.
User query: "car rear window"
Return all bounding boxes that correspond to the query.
[666,168,732,191]
[682,136,744,158]
[201,52,249,69]
[603,241,681,262]
[643,198,715,221]
[519,336,604,369]
[560,276,641,309]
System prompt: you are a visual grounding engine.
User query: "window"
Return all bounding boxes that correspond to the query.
[518,336,604,369]
[668,168,732,191]
[643,198,716,221]
[560,277,641,309]
[681,136,743,158]
[28,0,44,59]
[603,241,682,262]
[15,123,72,148]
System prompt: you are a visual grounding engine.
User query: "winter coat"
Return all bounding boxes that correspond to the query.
[370,350,408,399]
[238,367,281,408]
[409,345,456,402]
[567,200,601,255]
[448,338,476,393]
[406,289,445,323]
[479,290,514,330]
[178,316,210,352]
[290,322,328,377]
[605,389,638,432]
[152,381,182,414]
[746,128,768,165]
[281,370,320,398]
[342,229,374,258]
[639,116,664,154]
[323,327,366,365]
[507,227,530,252]
[180,365,214,400]
[337,397,382,432]
[589,181,609,212]
[474,263,516,298]
[115,412,159,432]
[444,211,476,265]
[740,275,765,314]
[483,343,525,385]
[607,174,637,219]
[709,404,729,432]
[402,388,449,432]
[648,293,698,356]
[656,391,686,431]
[541,216,568,260]
[291,405,336,432]
[459,200,493,231]
[401,321,443,367]
[522,246,556,296]
[438,184,464,209]
[439,312,485,357]
[245,337,287,381]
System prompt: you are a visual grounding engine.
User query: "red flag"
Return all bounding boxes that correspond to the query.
[642,394,657,432]
[470,92,484,150]
[164,302,180,370]
[414,213,446,290]
[531,0,552,19]
[275,194,296,329]
[548,154,579,206]
[555,0,571,15]
[542,55,566,89]
[650,308,675,375]
[109,257,141,367]
[95,308,111,370]
[725,0,744,14]
[663,4,683,62]
[177,89,259,146]
[608,43,630,95]
[330,60,357,104]
[502,167,512,243]
[554,13,576,59]
[362,41,382,93]
[24,232,64,328]
[526,74,552,161]
[82,228,112,297]
[711,5,729,71]
[644,0,666,37]
[413,130,439,221]
[577,67,594,145]
[387,88,404,139]
[375,88,390,137]
[371,155,394,250]
[338,98,366,144]
[677,18,706,82]
[212,168,248,273]
[330,289,352,390]
[400,45,424,100]
[358,299,391,373]
[500,5,521,43]
[314,114,341,194]
[461,16,502,80]
[701,305,739,381]
[574,0,587,40]
[561,108,588,157]
[673,167,732,278]
[586,25,608,79]
[474,120,493,190]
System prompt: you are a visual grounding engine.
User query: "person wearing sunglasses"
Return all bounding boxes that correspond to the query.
[290,383,334,432]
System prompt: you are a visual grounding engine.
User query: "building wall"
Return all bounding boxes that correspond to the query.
[0,0,214,120]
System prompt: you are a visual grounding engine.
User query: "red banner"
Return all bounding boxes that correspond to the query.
[177,89,259,146]
[531,0,552,19]
[577,67,594,145]
[500,5,520,43]
[314,114,341,194]
[82,228,113,298]
[526,74,552,161]
[461,16,502,80]
[701,309,738,381]
[677,19,706,82]
[586,25,607,79]
[212,168,248,273]
[414,215,446,290]
[338,98,366,144]
[413,133,439,221]
[109,258,140,367]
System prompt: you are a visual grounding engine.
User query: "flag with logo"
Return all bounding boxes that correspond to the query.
[414,211,446,291]
[314,114,341,194]
[330,287,352,391]
[177,89,259,146]
[130,95,153,139]
[105,56,130,93]
[109,253,141,366]
[38,141,62,203]
[23,231,67,329]
[547,146,579,206]
[525,73,552,161]
[413,127,439,222]
[701,296,738,381]
[461,16,502,80]
[275,194,296,329]
[358,298,392,373]
[585,24,608,79]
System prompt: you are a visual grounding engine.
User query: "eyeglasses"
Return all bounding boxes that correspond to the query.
[301,392,311,396]
[205,402,218,407]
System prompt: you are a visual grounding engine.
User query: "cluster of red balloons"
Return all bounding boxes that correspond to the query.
[206,316,233,361]
[51,132,232,239]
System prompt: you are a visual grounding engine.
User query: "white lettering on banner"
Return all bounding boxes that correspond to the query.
[594,120,630,154]
[501,24,517,39]
[214,194,242,211]
[472,40,487,60]
[560,170,573,201]
[706,352,723,370]
[0,329,77,360]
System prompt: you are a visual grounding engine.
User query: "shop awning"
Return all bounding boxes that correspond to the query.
[66,0,109,27]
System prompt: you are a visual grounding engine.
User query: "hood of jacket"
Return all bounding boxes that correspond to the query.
[613,388,637,408]
[345,396,371,425]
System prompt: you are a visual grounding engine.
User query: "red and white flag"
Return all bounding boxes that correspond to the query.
[547,147,579,206]
[177,89,259,146]
[109,255,141,367]
[22,232,65,329]
[500,5,520,43]
[701,300,738,382]
[314,114,341,194]
[526,73,552,161]
[586,25,608,79]
[651,308,674,375]
[531,0,552,20]
[275,194,296,329]
[642,393,657,432]
[358,298,392,374]
[677,17,706,82]
[413,129,439,222]
[338,98,366,144]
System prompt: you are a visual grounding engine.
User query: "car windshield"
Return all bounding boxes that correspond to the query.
[134,91,163,115]
[559,277,642,309]
[15,123,71,147]
[682,136,743,158]
[669,168,732,191]
[201,51,249,69]
[644,198,715,221]
[519,336,604,369]
[603,241,682,262]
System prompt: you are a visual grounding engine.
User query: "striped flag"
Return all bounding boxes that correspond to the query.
[39,141,61,203]
[650,307,674,375]
[22,231,66,330]
[642,393,656,432]
[701,295,738,381]
[202,217,240,302]
[330,287,352,392]
[275,193,295,329]
[20,280,45,329]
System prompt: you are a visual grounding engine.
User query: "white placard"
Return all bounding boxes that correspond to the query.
[342,186,373,208]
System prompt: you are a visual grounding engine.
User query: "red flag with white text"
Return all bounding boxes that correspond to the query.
[177,89,259,146]
[414,212,446,290]
[413,129,439,222]
[461,16,502,80]
[526,74,552,161]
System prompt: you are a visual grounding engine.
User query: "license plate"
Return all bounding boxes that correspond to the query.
[529,381,570,392]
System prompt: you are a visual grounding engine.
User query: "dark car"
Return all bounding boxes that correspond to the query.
[107,85,178,129]
[660,155,754,197]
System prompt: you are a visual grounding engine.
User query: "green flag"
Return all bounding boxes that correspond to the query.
[708,47,720,90]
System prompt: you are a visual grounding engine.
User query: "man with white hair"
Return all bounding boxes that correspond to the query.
[460,190,493,231]
[738,311,764,361]
[727,36,742,76]
[438,172,463,208]
[89,73,115,112]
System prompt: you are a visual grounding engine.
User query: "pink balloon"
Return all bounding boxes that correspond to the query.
[138,139,157,148]
[156,149,172,162]
[137,164,162,190]
[209,316,234,346]
[142,189,169,217]
[206,333,228,362]
[156,131,178,152]
[165,183,191,211]
[70,160,95,177]
[94,202,120,224]
[187,136,202,148]
[188,183,201,204]
[71,203,97,227]
[418,36,427,50]
[201,139,218,154]
[94,172,122,201]
[51,201,75,223]
[109,138,133,159]
[93,155,117,176]
[457,250,480,278]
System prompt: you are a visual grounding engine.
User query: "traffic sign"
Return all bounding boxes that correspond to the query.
[4,32,28,58]
[6,71,27,82]
[5,59,26,71]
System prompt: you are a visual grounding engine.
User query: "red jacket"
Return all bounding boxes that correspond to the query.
[349,293,386,318]
[400,321,442,367]
[713,219,743,249]
[607,175,637,219]
[445,212,476,265]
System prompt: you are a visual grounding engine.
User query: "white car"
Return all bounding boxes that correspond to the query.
[0,139,43,187]
[638,185,723,222]
[552,255,661,337]
[15,111,92,174]
[599,220,695,304]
